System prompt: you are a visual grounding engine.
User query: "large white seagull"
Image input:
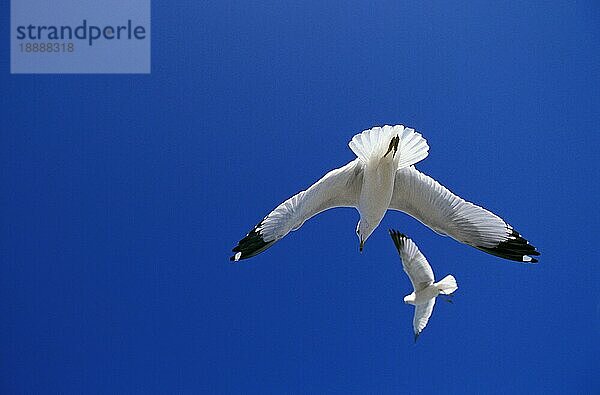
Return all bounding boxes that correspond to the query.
[231,125,539,263]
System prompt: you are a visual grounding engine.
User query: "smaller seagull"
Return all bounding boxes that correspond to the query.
[389,229,459,342]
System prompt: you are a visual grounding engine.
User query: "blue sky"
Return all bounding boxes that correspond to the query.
[1,1,599,393]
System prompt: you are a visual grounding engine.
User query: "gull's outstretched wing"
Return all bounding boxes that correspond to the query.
[389,230,434,292]
[389,166,540,263]
[231,159,364,261]
[413,298,436,341]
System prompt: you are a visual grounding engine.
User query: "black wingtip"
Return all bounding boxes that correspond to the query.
[414,332,420,343]
[389,229,409,252]
[476,228,540,263]
[230,220,276,262]
[388,229,407,238]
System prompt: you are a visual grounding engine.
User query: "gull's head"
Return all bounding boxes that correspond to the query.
[356,219,374,252]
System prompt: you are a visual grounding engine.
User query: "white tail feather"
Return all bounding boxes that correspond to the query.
[396,127,429,169]
[348,125,429,169]
[436,275,458,295]
[349,125,397,162]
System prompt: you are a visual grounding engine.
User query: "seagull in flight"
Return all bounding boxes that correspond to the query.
[389,230,458,341]
[231,125,539,263]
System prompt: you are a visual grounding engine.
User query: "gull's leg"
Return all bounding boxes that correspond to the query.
[383,135,400,158]
[443,294,454,304]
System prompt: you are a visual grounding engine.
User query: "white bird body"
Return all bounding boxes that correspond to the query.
[404,285,441,306]
[389,230,459,340]
[355,131,401,247]
[358,156,397,228]
[231,124,539,263]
